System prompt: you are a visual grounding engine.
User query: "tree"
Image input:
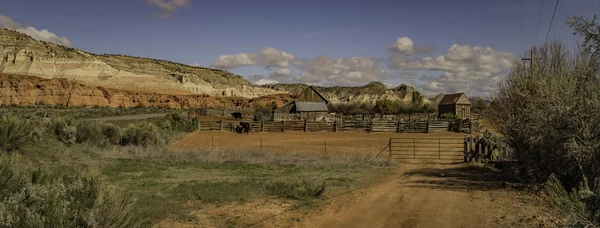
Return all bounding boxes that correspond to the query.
[471,99,489,113]
[567,15,600,58]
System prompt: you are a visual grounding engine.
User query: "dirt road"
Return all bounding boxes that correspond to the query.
[261,163,555,228]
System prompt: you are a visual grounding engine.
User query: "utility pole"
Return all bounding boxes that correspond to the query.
[522,48,535,75]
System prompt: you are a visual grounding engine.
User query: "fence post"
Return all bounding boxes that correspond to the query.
[261,120,264,132]
[198,122,201,131]
[464,135,468,162]
[304,119,307,132]
[219,120,223,131]
[281,120,284,132]
[475,135,480,160]
[334,120,337,132]
[370,120,374,133]
[389,138,392,158]
[426,119,431,134]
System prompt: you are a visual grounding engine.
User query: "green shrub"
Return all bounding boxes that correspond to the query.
[157,113,198,132]
[265,180,325,200]
[75,121,122,147]
[0,161,144,228]
[0,116,38,152]
[121,122,166,146]
[48,117,77,145]
[544,174,600,227]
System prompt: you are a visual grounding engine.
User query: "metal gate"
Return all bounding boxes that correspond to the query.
[387,137,465,161]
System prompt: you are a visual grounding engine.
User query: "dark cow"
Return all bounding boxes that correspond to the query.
[231,112,243,120]
[240,122,252,134]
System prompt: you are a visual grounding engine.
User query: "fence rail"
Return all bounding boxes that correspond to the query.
[388,137,465,161]
[197,119,469,134]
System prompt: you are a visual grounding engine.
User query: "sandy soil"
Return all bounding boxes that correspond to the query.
[254,163,557,228]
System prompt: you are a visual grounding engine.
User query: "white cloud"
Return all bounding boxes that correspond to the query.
[0,14,74,47]
[389,44,516,96]
[274,68,292,76]
[189,63,201,67]
[142,0,190,19]
[211,53,258,69]
[388,37,434,55]
[254,79,279,85]
[210,37,516,96]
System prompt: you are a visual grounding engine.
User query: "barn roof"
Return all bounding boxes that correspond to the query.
[439,93,471,105]
[294,101,329,112]
[297,86,330,104]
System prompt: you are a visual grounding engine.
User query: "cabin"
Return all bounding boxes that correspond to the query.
[274,86,330,120]
[438,93,471,119]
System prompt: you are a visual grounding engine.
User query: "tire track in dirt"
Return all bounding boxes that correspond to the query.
[289,163,553,228]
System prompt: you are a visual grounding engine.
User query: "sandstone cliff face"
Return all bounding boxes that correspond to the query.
[0,73,293,109]
[0,29,285,99]
[263,82,430,104]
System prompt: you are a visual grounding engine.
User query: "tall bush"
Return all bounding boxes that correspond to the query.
[121,122,166,146]
[0,116,39,152]
[489,43,600,188]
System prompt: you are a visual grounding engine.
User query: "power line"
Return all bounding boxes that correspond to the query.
[550,0,563,37]
[535,0,545,44]
[544,0,561,45]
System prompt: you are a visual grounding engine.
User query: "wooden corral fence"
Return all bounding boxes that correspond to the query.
[374,134,512,162]
[385,137,465,161]
[198,119,463,133]
[465,134,513,161]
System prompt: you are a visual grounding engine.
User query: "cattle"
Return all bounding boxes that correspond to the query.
[231,112,243,120]
[240,122,252,134]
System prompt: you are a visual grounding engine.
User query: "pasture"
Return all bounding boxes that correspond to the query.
[172,131,465,158]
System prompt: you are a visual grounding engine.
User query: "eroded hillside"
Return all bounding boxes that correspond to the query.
[0,73,293,109]
[0,29,285,98]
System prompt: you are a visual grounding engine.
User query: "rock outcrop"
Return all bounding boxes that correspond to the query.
[0,29,285,99]
[0,73,293,109]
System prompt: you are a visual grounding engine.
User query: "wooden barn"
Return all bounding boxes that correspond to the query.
[274,86,330,120]
[438,93,471,119]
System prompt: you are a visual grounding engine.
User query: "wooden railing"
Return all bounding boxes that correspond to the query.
[198,119,456,133]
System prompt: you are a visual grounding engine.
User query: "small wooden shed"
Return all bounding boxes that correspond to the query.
[438,93,471,119]
[275,86,330,120]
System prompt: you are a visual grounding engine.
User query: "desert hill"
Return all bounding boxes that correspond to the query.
[263,82,431,104]
[0,29,284,98]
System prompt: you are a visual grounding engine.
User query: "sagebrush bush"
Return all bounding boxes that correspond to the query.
[76,121,122,147]
[265,180,325,200]
[0,161,144,228]
[121,122,166,146]
[48,117,78,145]
[0,116,39,152]
[544,174,600,227]
[157,113,198,132]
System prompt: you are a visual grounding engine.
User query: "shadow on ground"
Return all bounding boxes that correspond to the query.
[399,163,517,192]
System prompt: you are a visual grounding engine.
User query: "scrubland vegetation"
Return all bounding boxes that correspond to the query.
[0,109,393,227]
[489,15,600,227]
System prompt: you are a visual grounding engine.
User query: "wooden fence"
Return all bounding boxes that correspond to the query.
[464,134,513,161]
[386,137,465,161]
[198,119,459,133]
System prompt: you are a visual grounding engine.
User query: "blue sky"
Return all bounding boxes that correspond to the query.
[1,0,598,96]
